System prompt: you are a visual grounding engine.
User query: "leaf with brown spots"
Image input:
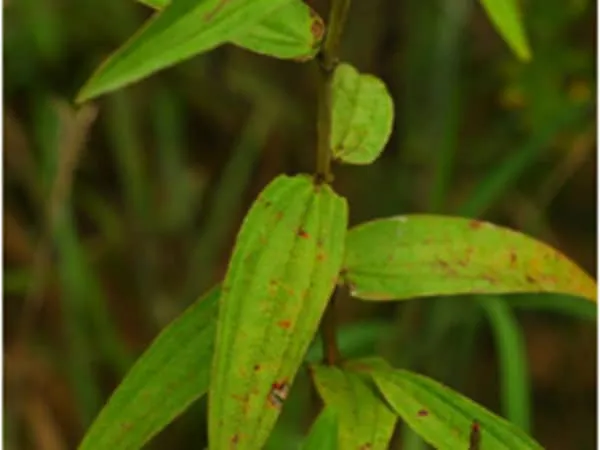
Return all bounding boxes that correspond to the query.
[344,215,596,302]
[349,357,543,450]
[77,0,295,102]
[209,175,347,450]
[311,364,396,450]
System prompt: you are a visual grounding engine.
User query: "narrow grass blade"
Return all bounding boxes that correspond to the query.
[479,296,531,432]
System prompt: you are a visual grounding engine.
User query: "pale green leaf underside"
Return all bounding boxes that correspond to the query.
[209,175,348,450]
[311,364,396,450]
[344,215,597,302]
[77,0,296,102]
[78,286,219,450]
[348,358,543,450]
[137,0,324,61]
[302,408,339,450]
[330,63,394,165]
[479,0,531,61]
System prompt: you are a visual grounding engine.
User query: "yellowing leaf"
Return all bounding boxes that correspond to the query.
[347,358,543,449]
[480,0,531,61]
[209,175,348,450]
[344,215,596,302]
[78,287,219,450]
[77,0,292,102]
[330,63,394,165]
[311,364,396,450]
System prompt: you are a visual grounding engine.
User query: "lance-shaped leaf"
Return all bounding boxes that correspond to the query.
[78,286,219,450]
[136,0,324,62]
[330,63,394,165]
[209,175,348,450]
[343,215,596,302]
[311,364,396,450]
[302,408,339,450]
[76,0,291,102]
[347,358,543,450]
[479,0,531,61]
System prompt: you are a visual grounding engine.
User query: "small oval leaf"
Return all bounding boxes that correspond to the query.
[78,286,219,450]
[344,215,596,302]
[348,358,543,450]
[76,0,291,102]
[209,175,348,450]
[330,63,394,165]
[311,365,396,450]
[137,0,324,61]
[479,0,531,61]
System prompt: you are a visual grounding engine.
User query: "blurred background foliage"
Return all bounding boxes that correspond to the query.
[3,0,596,449]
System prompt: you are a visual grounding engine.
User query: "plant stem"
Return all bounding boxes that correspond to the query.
[315,0,351,181]
[316,0,351,365]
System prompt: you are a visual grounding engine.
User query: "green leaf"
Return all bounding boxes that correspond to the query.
[311,365,396,449]
[77,0,292,102]
[479,0,531,61]
[479,297,530,432]
[330,63,394,165]
[343,215,597,302]
[209,175,348,450]
[349,358,543,449]
[137,0,324,61]
[230,2,323,61]
[302,408,339,450]
[78,286,219,450]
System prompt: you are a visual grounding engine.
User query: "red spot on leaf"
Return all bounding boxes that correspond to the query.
[417,409,428,417]
[526,274,536,284]
[278,320,292,329]
[298,228,309,238]
[469,220,483,229]
[360,444,373,450]
[510,252,517,266]
[253,364,261,371]
[310,11,325,42]
[231,434,239,444]
[469,421,481,450]
[317,251,326,262]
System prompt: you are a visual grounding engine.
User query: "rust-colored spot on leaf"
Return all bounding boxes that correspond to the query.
[278,319,292,329]
[316,251,326,262]
[525,274,536,284]
[469,421,481,450]
[231,434,239,445]
[309,8,325,43]
[253,364,261,372]
[298,228,310,238]
[359,444,373,450]
[417,409,428,417]
[510,251,517,266]
[469,220,483,230]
